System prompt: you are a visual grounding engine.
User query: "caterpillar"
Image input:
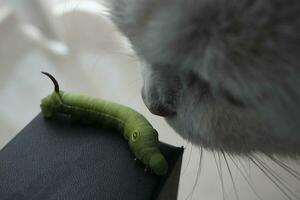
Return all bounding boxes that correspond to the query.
[40,72,168,176]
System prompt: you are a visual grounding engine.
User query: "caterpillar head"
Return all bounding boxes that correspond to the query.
[129,129,168,175]
[149,153,168,176]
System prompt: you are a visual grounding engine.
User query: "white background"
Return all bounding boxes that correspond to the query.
[1,1,299,199]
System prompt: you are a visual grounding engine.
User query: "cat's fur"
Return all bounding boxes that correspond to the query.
[107,0,300,155]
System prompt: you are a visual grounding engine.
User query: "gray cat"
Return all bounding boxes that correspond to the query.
[106,0,300,156]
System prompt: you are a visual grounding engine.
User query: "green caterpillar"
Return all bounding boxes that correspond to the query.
[40,72,168,176]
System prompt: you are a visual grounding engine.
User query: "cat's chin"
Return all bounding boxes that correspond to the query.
[163,104,213,149]
[163,91,270,154]
[164,97,300,156]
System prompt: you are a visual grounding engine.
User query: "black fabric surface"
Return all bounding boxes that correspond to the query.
[0,113,183,200]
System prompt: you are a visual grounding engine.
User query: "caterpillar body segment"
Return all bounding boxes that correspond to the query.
[41,72,168,176]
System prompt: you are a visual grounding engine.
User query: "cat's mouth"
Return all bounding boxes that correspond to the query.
[141,86,177,117]
[145,103,177,117]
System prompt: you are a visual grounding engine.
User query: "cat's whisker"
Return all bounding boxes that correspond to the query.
[221,150,240,200]
[182,143,194,175]
[248,155,295,200]
[108,1,300,199]
[252,155,300,199]
[185,146,203,200]
[236,156,253,181]
[213,151,226,200]
[266,154,300,182]
[227,154,263,200]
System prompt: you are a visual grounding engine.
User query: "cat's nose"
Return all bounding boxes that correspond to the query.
[141,87,176,117]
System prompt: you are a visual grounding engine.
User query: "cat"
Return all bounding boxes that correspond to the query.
[106,0,300,156]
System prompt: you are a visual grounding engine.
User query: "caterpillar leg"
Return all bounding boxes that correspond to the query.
[144,166,149,173]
